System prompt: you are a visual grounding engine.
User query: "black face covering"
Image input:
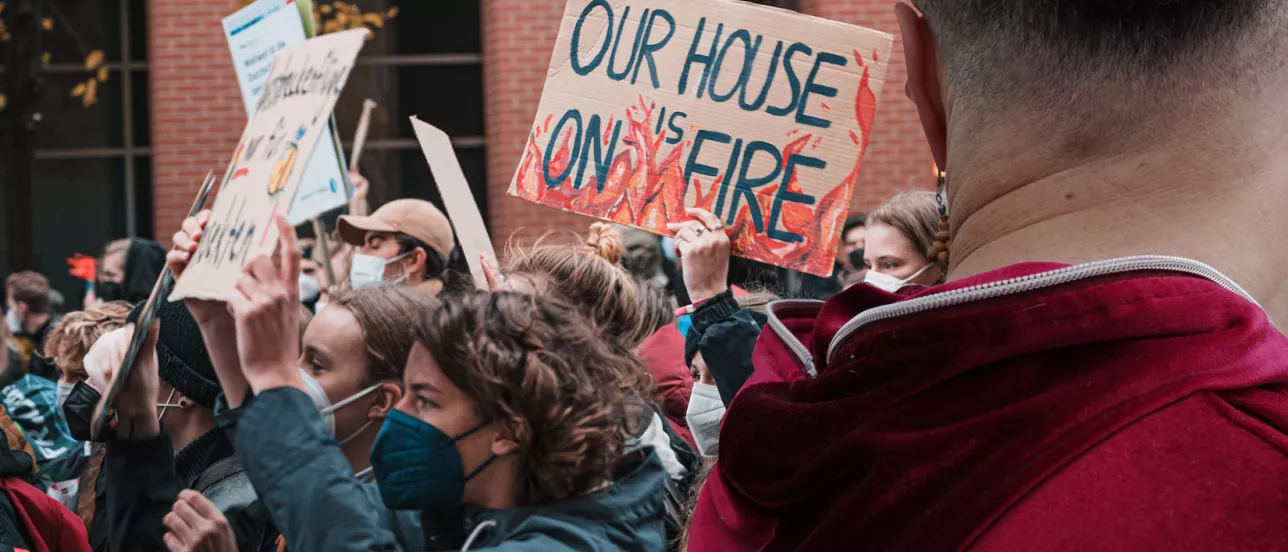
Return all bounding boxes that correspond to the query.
[63,381,104,442]
[96,281,124,303]
[848,248,866,272]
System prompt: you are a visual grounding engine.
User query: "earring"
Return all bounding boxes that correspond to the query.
[929,171,952,266]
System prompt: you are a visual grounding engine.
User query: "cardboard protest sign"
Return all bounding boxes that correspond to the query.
[410,117,497,291]
[223,0,352,225]
[508,0,893,276]
[171,29,368,301]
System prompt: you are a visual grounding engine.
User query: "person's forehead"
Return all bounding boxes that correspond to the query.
[864,223,915,256]
[304,307,363,359]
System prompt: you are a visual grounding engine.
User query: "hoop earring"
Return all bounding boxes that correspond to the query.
[929,171,952,268]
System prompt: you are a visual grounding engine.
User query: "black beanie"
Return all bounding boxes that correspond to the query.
[127,300,221,409]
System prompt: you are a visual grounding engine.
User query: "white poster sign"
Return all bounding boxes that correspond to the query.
[223,0,351,224]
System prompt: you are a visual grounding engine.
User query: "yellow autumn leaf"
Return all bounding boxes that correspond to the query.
[319,3,332,14]
[41,52,50,66]
[333,11,348,26]
[41,18,52,31]
[386,6,399,18]
[71,82,87,97]
[346,4,360,15]
[97,66,109,82]
[334,1,348,9]
[363,13,383,28]
[83,79,98,107]
[322,19,342,34]
[0,93,7,111]
[84,50,104,70]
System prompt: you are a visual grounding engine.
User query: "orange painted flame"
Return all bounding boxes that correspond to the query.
[67,254,97,282]
[514,58,879,277]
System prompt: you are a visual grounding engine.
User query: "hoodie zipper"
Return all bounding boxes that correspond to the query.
[766,256,1263,374]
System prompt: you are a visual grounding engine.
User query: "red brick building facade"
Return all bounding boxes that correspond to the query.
[148,0,932,248]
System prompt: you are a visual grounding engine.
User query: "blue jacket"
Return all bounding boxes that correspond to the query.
[237,388,669,551]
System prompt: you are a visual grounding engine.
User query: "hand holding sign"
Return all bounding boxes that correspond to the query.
[83,323,161,441]
[226,215,305,395]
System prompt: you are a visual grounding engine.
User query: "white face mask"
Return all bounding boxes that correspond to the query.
[863,263,934,294]
[298,368,381,445]
[348,252,409,290]
[5,310,21,335]
[55,380,75,416]
[685,382,726,457]
[299,274,321,304]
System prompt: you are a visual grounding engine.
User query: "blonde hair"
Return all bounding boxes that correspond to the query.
[868,191,941,263]
[504,223,652,351]
[43,302,131,382]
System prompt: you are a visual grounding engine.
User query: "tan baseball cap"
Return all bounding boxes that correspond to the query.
[338,199,455,259]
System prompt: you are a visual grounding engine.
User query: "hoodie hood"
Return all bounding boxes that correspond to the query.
[122,238,166,304]
[462,450,669,551]
[691,258,1288,551]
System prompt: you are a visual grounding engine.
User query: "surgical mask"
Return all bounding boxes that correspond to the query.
[348,252,410,290]
[55,380,75,417]
[298,368,381,445]
[95,281,124,303]
[863,263,934,294]
[63,381,102,442]
[299,274,321,304]
[5,310,20,335]
[370,409,496,511]
[685,383,725,457]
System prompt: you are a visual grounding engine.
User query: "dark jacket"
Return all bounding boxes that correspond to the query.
[684,290,766,407]
[237,387,669,551]
[98,427,241,551]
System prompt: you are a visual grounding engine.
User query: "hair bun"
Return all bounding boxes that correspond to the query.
[585,223,625,265]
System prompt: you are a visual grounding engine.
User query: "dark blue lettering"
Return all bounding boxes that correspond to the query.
[666,111,687,145]
[571,0,614,76]
[766,42,810,117]
[708,30,759,104]
[715,139,744,219]
[607,7,648,81]
[654,106,668,136]
[726,141,780,228]
[575,114,622,193]
[768,154,822,243]
[795,52,847,129]
[683,130,731,191]
[543,110,583,188]
[677,19,724,99]
[739,40,782,111]
[631,9,675,88]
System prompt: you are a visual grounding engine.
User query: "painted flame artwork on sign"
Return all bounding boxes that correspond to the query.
[514,48,880,277]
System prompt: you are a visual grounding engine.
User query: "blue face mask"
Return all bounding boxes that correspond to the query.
[370,409,496,511]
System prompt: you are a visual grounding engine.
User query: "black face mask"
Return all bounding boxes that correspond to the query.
[848,248,866,271]
[63,380,104,442]
[96,281,124,303]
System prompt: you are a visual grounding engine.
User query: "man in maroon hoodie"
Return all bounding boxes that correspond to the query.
[687,0,1288,550]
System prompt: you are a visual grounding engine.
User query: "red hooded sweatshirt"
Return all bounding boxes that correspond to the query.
[689,257,1288,551]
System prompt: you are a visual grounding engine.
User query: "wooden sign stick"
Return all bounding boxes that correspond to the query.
[91,171,217,441]
[349,99,377,172]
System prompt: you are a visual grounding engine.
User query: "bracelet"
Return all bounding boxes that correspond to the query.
[675,297,711,317]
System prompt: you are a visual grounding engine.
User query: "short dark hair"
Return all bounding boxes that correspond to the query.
[842,214,867,236]
[915,0,1286,115]
[5,272,51,313]
[394,232,446,281]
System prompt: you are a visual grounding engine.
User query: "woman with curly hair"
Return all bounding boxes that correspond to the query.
[367,291,668,549]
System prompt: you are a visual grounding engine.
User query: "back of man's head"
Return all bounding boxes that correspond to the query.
[916,0,1288,125]
[5,272,51,314]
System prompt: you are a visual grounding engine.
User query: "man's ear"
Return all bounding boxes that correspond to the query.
[896,1,948,170]
[407,247,429,278]
[367,383,402,419]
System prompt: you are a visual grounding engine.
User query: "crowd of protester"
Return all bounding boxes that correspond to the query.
[3,0,1288,549]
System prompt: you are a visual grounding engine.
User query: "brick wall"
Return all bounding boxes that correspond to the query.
[481,0,597,250]
[148,0,245,244]
[800,0,935,210]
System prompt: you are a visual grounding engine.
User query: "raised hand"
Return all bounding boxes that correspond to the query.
[666,208,731,305]
[168,210,226,326]
[84,323,161,440]
[162,490,237,552]
[225,215,305,394]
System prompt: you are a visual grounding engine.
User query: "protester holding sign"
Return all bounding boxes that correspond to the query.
[687,0,1288,550]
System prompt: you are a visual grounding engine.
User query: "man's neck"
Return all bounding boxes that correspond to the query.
[21,313,49,336]
[946,104,1288,326]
